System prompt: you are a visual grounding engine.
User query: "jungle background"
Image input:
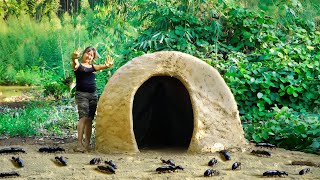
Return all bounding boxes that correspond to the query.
[0,0,319,154]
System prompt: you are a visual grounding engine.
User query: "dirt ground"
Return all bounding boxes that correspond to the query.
[0,137,319,180]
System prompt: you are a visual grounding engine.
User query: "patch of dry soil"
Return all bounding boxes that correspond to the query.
[0,138,319,180]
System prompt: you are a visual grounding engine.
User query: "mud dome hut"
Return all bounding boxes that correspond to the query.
[96,51,247,153]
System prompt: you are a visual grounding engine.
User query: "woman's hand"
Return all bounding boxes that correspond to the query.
[104,55,114,68]
[72,49,81,59]
[72,48,81,70]
[92,55,114,71]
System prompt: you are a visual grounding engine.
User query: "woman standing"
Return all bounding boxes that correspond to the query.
[72,46,113,152]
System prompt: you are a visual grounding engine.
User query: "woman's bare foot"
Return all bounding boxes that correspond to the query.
[84,144,93,152]
[73,144,86,153]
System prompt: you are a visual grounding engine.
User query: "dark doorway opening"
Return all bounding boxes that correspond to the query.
[133,76,194,149]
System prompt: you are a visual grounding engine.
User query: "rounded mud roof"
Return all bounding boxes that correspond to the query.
[96,51,247,153]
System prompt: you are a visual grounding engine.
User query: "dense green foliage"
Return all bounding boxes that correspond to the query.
[128,0,320,152]
[247,106,320,153]
[0,0,319,153]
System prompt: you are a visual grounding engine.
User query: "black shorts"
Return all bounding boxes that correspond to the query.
[75,91,98,120]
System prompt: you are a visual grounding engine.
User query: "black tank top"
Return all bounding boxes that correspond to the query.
[74,64,96,93]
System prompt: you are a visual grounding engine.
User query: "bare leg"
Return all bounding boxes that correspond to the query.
[84,118,93,150]
[75,117,87,152]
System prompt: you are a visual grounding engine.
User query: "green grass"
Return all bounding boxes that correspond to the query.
[0,101,78,137]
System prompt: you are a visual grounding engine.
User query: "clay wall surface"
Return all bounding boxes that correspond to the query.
[96,51,247,153]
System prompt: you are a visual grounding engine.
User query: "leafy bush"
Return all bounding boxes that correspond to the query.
[128,1,320,152]
[131,0,222,57]
[43,73,73,100]
[0,65,17,85]
[15,68,42,86]
[221,7,319,120]
[0,104,49,136]
[214,7,319,152]
[245,106,320,153]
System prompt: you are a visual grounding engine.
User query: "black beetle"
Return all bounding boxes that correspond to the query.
[105,160,117,169]
[0,147,26,154]
[39,147,65,153]
[204,169,219,177]
[55,156,67,166]
[251,150,272,157]
[299,168,310,175]
[97,165,116,174]
[156,165,183,173]
[12,156,24,167]
[263,170,288,177]
[0,171,20,178]
[208,158,217,166]
[232,162,241,170]
[219,150,231,161]
[161,159,176,166]
[255,143,276,149]
[90,157,102,165]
